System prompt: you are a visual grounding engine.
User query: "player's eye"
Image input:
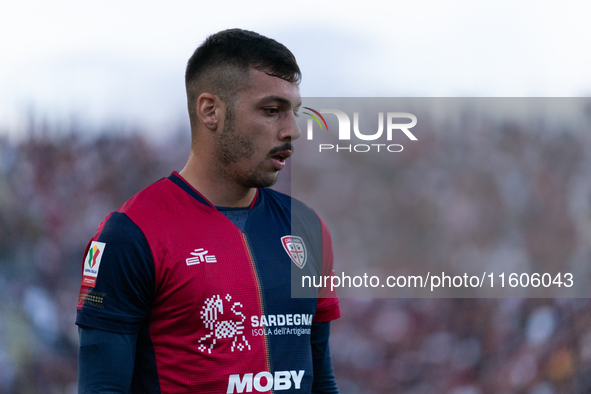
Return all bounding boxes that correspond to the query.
[264,108,279,115]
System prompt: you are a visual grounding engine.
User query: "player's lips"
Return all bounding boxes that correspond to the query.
[270,150,292,170]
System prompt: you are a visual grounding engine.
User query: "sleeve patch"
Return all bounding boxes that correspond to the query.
[80,289,106,309]
[82,241,107,287]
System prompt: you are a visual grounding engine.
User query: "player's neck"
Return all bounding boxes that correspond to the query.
[178,154,256,208]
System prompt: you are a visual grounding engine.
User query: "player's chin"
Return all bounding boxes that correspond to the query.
[246,170,279,189]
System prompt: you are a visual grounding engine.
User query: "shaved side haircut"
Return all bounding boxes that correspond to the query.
[185,29,301,134]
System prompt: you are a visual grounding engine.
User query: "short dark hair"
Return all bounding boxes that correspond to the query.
[185,29,301,130]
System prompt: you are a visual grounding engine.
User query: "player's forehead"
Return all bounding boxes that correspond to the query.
[237,68,301,109]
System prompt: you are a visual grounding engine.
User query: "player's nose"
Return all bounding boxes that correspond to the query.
[280,112,301,141]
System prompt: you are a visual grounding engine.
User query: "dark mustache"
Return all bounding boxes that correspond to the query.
[268,142,293,156]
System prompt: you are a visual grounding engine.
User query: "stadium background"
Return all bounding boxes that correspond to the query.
[1,1,591,393]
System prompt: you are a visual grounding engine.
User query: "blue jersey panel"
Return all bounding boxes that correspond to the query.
[245,188,326,392]
[76,211,155,334]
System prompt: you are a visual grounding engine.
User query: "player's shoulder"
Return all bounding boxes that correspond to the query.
[259,188,327,231]
[117,176,180,215]
[88,177,170,239]
[259,188,317,215]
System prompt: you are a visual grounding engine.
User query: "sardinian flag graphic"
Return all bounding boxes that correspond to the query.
[281,235,307,269]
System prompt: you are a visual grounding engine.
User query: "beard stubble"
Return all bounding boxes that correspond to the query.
[213,107,280,188]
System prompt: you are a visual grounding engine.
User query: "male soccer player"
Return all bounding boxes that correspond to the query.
[76,29,340,393]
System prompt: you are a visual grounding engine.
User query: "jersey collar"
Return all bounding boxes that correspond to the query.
[168,172,260,210]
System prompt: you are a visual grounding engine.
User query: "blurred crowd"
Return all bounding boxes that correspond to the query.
[332,298,591,394]
[308,102,591,393]
[0,121,188,393]
[0,103,591,393]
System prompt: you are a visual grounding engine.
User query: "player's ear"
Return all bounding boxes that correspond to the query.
[196,93,222,131]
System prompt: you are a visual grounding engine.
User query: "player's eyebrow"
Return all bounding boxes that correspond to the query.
[258,95,301,110]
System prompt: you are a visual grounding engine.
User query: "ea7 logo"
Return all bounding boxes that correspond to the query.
[306,109,417,141]
[227,370,304,393]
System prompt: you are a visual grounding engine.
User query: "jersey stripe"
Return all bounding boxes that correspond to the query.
[241,232,273,383]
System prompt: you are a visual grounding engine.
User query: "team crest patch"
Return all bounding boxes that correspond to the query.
[281,235,307,269]
[82,241,106,287]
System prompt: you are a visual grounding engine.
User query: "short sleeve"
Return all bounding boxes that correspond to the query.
[76,211,155,334]
[314,216,341,323]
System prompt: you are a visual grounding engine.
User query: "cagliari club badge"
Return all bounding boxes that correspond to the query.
[281,235,307,269]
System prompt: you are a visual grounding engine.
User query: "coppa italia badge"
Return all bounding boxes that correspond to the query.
[82,241,106,287]
[281,236,307,269]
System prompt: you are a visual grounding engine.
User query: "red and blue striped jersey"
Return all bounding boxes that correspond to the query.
[76,172,340,393]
